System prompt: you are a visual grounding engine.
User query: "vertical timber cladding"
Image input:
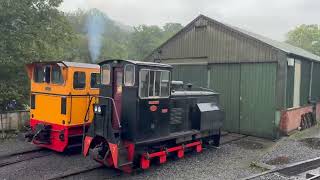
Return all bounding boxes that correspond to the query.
[239,63,277,138]
[171,64,208,87]
[209,64,240,133]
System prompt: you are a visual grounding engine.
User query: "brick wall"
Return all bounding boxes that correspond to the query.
[316,102,320,121]
[280,106,313,135]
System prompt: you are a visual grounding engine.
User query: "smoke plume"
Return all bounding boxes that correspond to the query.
[86,9,106,63]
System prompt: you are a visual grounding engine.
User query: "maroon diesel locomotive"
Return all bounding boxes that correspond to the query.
[83,59,224,173]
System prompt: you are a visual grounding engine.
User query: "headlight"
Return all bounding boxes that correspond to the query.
[94,104,103,114]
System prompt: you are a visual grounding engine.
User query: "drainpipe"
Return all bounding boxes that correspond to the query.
[308,62,316,121]
[309,62,314,100]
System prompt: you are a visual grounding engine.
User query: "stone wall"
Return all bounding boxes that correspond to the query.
[0,111,29,131]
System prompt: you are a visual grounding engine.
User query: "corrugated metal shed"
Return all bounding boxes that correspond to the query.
[145,14,320,139]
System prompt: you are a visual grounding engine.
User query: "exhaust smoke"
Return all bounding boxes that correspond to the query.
[85,9,106,63]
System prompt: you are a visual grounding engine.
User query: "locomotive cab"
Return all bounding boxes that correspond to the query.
[84,59,224,172]
[25,61,100,152]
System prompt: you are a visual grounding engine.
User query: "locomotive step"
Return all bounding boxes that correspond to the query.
[118,146,133,167]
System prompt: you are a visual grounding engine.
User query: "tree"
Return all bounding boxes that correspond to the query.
[286,24,320,56]
[128,23,183,60]
[128,25,164,60]
[163,23,183,39]
[0,0,75,111]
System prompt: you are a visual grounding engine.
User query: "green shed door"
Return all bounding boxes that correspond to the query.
[239,63,277,138]
[209,64,240,133]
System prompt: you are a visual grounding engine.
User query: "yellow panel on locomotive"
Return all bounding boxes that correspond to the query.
[25,61,100,152]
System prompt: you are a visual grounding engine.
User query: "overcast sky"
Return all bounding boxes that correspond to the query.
[60,0,320,41]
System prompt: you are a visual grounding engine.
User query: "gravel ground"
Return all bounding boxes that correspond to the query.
[0,135,271,180]
[5,127,320,180]
[66,138,271,180]
[259,126,320,168]
[0,138,40,157]
[251,172,290,180]
[0,151,99,180]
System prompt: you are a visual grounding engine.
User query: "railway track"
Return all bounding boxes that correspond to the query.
[0,148,53,168]
[244,157,320,180]
[46,134,249,179]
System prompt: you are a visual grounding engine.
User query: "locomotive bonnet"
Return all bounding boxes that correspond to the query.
[83,59,224,172]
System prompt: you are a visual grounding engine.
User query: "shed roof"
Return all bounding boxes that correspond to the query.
[146,15,320,62]
[227,23,320,61]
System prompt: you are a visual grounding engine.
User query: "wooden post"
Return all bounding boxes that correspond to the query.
[0,113,4,139]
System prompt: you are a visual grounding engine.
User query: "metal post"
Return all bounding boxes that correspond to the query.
[309,62,314,99]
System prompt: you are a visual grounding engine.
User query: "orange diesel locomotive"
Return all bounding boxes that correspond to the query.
[25,61,100,152]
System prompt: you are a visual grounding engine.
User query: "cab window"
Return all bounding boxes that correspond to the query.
[34,65,44,83]
[124,64,135,86]
[90,73,100,88]
[101,65,110,85]
[139,70,149,97]
[139,69,170,98]
[160,71,170,97]
[73,72,86,89]
[51,66,63,84]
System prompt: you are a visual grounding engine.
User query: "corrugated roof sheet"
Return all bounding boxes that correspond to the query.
[228,25,320,61]
[202,15,320,61]
[146,15,320,62]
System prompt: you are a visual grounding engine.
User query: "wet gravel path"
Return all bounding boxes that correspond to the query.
[0,139,40,157]
[0,136,269,180]
[65,138,270,180]
[259,126,320,168]
[7,128,320,180]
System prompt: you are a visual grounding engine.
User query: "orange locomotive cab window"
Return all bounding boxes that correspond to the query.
[73,71,86,89]
[34,65,45,83]
[51,65,64,84]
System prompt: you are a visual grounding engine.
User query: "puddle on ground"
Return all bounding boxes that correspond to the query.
[265,156,290,165]
[234,140,265,150]
[300,138,320,150]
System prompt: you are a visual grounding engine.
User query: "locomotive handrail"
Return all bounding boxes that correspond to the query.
[84,95,121,128]
[95,95,121,129]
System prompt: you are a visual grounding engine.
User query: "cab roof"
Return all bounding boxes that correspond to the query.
[27,61,99,69]
[99,59,172,68]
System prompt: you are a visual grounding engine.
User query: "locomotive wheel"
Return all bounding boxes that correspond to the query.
[90,142,110,165]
